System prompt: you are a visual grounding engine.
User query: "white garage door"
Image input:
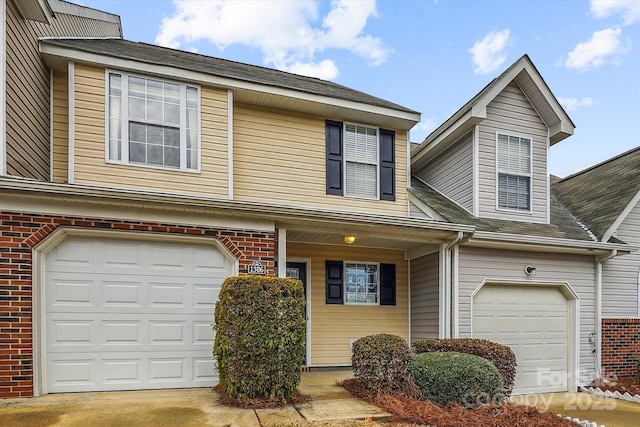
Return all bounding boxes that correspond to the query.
[44,236,234,393]
[472,285,568,394]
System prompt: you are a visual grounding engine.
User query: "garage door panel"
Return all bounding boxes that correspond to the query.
[45,236,232,393]
[473,285,568,394]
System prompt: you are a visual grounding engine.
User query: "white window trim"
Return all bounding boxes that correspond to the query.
[343,122,380,200]
[344,261,380,306]
[495,130,533,213]
[104,69,201,173]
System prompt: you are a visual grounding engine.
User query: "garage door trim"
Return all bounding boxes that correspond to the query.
[32,227,238,396]
[469,279,579,393]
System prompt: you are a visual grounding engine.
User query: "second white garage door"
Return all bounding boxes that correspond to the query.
[472,285,569,394]
[44,235,234,394]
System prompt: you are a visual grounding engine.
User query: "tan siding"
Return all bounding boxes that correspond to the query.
[287,243,409,366]
[603,201,640,317]
[72,65,229,198]
[233,104,409,216]
[477,82,549,223]
[416,131,473,212]
[410,252,439,340]
[458,247,596,379]
[4,0,121,180]
[52,71,68,183]
[409,201,433,219]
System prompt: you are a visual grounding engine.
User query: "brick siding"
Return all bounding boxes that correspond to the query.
[601,318,640,380]
[0,211,276,398]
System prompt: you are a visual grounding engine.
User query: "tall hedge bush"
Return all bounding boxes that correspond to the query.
[413,338,517,396]
[213,275,305,403]
[351,334,412,392]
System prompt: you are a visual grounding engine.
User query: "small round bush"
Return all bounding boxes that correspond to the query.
[351,334,412,392]
[408,351,504,408]
[213,275,305,403]
[413,338,516,396]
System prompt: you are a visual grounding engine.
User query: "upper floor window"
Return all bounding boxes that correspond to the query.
[325,120,395,201]
[106,71,200,172]
[497,133,531,211]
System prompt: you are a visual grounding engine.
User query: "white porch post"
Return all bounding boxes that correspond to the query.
[277,228,286,277]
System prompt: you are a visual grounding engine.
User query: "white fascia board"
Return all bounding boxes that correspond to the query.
[39,43,420,126]
[469,230,636,254]
[602,188,640,242]
[0,177,475,234]
[411,109,483,167]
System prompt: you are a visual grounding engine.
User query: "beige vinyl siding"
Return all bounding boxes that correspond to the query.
[410,252,440,340]
[287,242,409,366]
[233,104,408,216]
[603,201,640,317]
[51,70,68,183]
[477,82,549,223]
[415,131,473,212]
[71,64,229,198]
[458,246,596,378]
[4,0,121,180]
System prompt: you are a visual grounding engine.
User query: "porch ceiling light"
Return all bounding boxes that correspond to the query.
[344,236,357,244]
[524,265,537,276]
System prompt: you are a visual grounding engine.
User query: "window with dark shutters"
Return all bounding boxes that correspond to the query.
[325,260,396,306]
[325,120,395,200]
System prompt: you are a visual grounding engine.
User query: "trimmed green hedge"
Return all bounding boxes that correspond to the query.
[413,338,517,396]
[213,275,305,402]
[408,351,504,408]
[351,334,412,392]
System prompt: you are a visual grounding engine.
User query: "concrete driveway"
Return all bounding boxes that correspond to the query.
[0,370,389,427]
[512,392,640,427]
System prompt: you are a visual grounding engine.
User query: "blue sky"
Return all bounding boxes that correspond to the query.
[76,0,639,177]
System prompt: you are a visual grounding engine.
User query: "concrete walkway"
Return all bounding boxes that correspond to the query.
[512,392,640,427]
[0,369,389,427]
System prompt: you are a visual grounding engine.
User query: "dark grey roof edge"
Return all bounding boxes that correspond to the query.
[559,145,640,183]
[41,38,419,116]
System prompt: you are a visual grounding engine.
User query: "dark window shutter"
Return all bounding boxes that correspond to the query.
[325,260,343,304]
[380,263,396,306]
[379,129,395,201]
[326,120,343,195]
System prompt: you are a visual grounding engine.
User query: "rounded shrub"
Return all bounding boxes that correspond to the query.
[413,338,516,396]
[213,275,305,403]
[408,351,504,408]
[351,334,412,393]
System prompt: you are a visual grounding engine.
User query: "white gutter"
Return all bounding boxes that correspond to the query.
[595,249,617,379]
[469,231,634,253]
[0,177,474,234]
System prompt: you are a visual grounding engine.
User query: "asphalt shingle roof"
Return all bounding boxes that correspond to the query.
[41,38,417,115]
[552,146,640,241]
[410,177,595,241]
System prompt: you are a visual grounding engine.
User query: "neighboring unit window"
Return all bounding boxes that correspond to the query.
[107,72,199,171]
[325,260,396,306]
[325,121,395,201]
[497,133,531,211]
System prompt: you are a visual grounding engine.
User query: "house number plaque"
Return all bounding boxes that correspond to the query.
[248,260,267,275]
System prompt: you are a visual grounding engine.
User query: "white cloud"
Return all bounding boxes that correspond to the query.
[591,0,640,25]
[468,29,511,75]
[557,97,594,112]
[416,117,438,134]
[155,0,389,79]
[565,27,630,71]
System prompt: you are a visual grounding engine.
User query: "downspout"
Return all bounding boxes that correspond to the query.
[595,249,617,379]
[451,233,470,338]
[443,231,464,338]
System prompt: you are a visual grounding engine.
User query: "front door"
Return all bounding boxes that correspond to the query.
[286,262,308,365]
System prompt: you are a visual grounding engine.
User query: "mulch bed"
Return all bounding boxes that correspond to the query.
[340,379,581,427]
[588,376,640,396]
